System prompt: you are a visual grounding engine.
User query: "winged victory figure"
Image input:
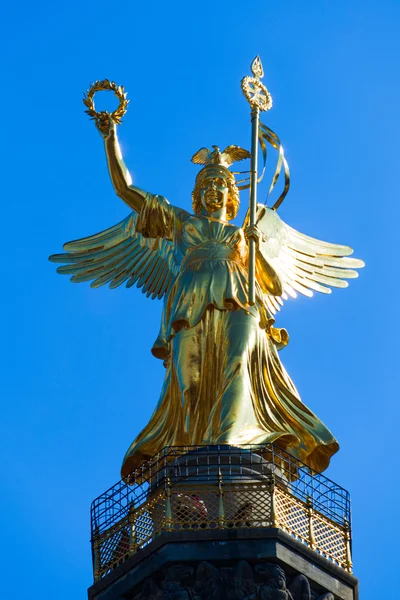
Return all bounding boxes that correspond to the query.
[50,116,364,480]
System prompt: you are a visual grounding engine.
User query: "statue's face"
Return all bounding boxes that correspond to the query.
[200,175,229,214]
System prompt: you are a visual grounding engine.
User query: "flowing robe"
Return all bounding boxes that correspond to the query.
[121,195,338,478]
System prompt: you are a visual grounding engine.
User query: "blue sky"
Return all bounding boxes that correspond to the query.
[1,1,399,598]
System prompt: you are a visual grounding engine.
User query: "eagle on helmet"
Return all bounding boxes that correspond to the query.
[191,145,251,168]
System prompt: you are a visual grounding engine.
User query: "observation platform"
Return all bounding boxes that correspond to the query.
[88,444,357,600]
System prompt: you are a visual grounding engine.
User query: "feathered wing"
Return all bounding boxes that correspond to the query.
[254,205,365,314]
[221,145,251,166]
[191,148,211,165]
[49,212,179,299]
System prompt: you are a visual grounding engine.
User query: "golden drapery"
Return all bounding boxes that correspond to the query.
[121,196,339,478]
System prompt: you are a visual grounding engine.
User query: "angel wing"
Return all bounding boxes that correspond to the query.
[49,211,179,299]
[254,205,365,314]
[221,145,251,167]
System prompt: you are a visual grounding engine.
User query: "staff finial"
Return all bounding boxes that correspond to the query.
[241,56,272,112]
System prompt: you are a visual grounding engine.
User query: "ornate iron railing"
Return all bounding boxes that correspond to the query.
[90,445,352,581]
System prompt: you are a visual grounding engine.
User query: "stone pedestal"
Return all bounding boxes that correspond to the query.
[88,528,358,600]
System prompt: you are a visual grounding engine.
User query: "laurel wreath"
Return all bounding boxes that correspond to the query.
[83,80,129,131]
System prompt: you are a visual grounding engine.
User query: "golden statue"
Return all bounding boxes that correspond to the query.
[49,64,364,479]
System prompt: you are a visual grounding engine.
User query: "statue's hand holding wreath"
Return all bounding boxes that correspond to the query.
[83,80,129,139]
[96,115,116,139]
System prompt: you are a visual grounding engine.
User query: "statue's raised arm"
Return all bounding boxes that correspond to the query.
[49,98,183,296]
[80,80,150,214]
[100,118,148,214]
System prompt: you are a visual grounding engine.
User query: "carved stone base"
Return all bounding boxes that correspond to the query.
[88,528,358,600]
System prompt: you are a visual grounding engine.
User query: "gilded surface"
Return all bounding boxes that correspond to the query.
[49,74,364,479]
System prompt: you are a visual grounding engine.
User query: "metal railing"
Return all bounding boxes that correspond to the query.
[91,445,352,581]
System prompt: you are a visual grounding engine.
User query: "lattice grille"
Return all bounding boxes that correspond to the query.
[313,513,347,567]
[96,518,130,577]
[163,483,274,531]
[93,481,351,580]
[224,483,272,527]
[134,509,153,546]
[170,488,212,529]
[275,488,309,543]
[91,445,352,580]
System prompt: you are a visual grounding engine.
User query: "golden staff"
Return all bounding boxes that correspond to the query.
[241,56,272,305]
